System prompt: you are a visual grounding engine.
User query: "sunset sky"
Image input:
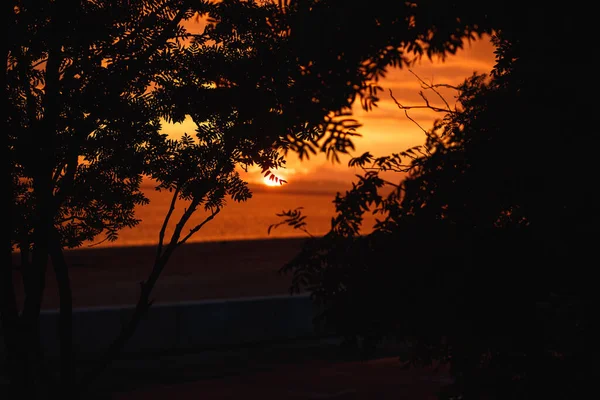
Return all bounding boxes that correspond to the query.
[114,29,499,246]
[165,19,498,193]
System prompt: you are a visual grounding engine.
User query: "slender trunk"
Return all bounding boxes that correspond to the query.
[78,198,216,395]
[48,228,73,397]
[1,0,25,395]
[0,249,22,396]
[77,245,176,395]
[19,1,68,393]
[0,205,22,394]
[21,203,51,395]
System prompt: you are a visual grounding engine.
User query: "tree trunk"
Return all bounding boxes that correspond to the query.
[48,228,74,398]
[77,245,176,395]
[1,0,25,395]
[0,206,23,396]
[20,1,68,394]
[20,204,52,397]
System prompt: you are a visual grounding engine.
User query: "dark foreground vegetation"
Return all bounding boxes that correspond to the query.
[4,1,596,399]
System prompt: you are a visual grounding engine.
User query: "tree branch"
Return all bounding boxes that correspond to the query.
[409,69,456,112]
[389,89,428,134]
[178,207,221,245]
[155,185,180,264]
[1,1,24,393]
[48,227,73,396]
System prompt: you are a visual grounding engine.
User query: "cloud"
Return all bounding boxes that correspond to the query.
[167,36,497,194]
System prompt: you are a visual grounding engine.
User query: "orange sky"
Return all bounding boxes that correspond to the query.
[269,37,497,191]
[168,16,497,192]
[121,34,498,247]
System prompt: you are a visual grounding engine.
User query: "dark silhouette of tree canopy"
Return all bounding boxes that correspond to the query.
[274,5,597,399]
[5,2,212,398]
[5,0,594,399]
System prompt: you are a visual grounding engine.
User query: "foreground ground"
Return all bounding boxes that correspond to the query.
[93,339,452,400]
[9,237,451,399]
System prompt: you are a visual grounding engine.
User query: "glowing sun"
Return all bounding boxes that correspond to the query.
[263,176,284,187]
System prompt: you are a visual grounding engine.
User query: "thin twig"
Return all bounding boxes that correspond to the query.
[178,207,221,245]
[363,165,412,173]
[156,185,180,263]
[389,89,428,134]
[408,69,456,112]
[87,236,110,248]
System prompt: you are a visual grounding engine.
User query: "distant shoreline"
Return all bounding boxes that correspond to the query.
[11,236,311,310]
[73,234,312,253]
[11,235,312,257]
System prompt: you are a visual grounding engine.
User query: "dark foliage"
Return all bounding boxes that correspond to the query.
[6,1,595,399]
[6,1,489,398]
[277,5,598,399]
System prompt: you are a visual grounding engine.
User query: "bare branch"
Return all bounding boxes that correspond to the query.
[362,165,412,173]
[155,185,180,263]
[178,207,221,245]
[163,197,200,252]
[409,69,456,112]
[389,89,428,134]
[87,235,110,248]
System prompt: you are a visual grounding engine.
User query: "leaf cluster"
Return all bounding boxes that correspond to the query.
[276,20,598,398]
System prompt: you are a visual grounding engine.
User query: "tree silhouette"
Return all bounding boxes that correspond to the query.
[275,13,597,398]
[1,1,306,397]
[5,1,280,397]
[6,1,190,397]
[6,1,573,399]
